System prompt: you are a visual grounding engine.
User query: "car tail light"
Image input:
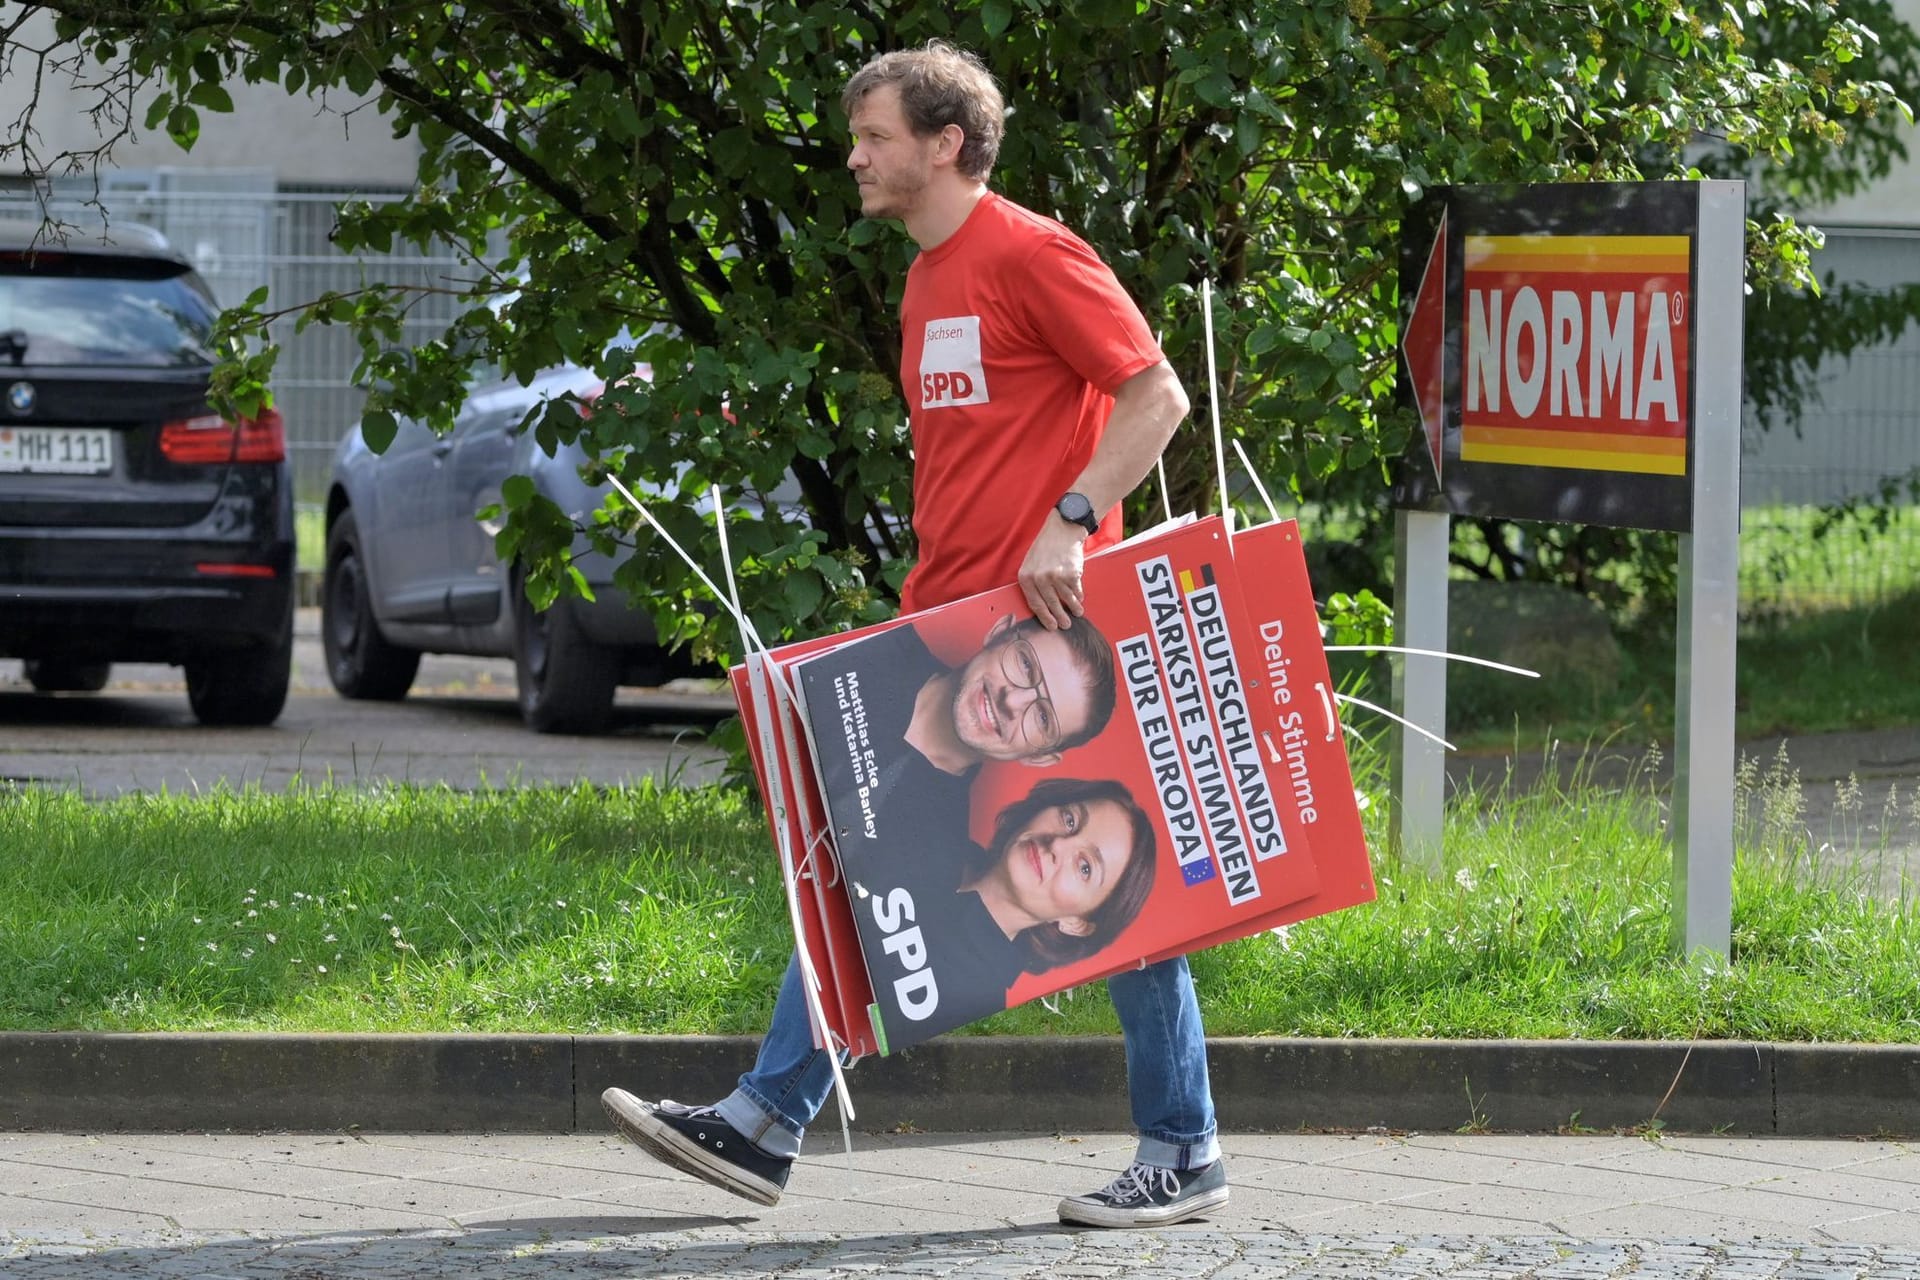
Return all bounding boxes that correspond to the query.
[160,407,286,465]
[194,562,278,579]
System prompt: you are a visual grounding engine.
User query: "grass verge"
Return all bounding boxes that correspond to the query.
[2,762,1913,1040]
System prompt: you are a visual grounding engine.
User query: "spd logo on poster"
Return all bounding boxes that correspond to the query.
[919,315,990,409]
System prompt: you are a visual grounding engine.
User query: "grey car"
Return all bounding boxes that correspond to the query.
[320,362,703,734]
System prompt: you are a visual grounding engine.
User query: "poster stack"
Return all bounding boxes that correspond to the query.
[731,516,1375,1058]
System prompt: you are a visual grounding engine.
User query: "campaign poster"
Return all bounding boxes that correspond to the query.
[789,517,1327,1053]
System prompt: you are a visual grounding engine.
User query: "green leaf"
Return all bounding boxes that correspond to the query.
[361,408,399,453]
[188,81,234,113]
[783,569,825,621]
[981,0,1013,37]
[1195,69,1236,109]
[165,103,200,148]
[502,474,536,508]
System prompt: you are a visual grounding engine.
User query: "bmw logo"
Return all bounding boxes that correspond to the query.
[5,382,32,416]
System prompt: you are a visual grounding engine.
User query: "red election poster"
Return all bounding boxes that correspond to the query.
[779,516,1341,1054]
[1136,518,1376,968]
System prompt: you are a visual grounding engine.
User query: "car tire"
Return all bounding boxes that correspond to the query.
[186,629,291,727]
[23,659,111,693]
[322,510,421,701]
[513,573,619,734]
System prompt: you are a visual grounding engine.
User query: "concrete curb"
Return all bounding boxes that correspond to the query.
[4,1033,1916,1137]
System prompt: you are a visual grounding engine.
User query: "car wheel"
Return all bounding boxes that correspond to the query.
[513,574,619,734]
[23,659,111,693]
[186,630,292,727]
[322,509,421,700]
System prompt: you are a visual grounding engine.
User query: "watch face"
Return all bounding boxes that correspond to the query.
[1057,492,1097,531]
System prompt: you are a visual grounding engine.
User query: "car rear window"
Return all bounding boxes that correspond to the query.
[0,252,219,368]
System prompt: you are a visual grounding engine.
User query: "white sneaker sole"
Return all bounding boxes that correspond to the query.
[601,1088,783,1207]
[1056,1183,1229,1228]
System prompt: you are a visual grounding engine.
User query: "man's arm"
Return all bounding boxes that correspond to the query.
[1017,360,1190,629]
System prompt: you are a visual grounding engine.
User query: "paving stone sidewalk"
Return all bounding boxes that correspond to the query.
[4,1130,1918,1277]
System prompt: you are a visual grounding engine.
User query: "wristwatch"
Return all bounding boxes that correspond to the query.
[1055,491,1099,536]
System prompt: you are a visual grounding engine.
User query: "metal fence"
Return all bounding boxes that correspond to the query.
[1739,226,1920,614]
[3,168,470,507]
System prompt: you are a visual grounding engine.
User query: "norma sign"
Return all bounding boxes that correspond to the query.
[1392,182,1709,532]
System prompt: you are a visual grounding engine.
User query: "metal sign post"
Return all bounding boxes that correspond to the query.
[1672,181,1745,958]
[1390,508,1449,871]
[1390,180,1746,958]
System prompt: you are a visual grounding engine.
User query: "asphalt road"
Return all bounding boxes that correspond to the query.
[0,608,733,795]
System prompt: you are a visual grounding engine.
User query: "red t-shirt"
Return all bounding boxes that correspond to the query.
[897,192,1162,612]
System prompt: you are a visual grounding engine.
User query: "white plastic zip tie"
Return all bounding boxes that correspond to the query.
[605,473,860,1127]
[1333,690,1456,751]
[1315,682,1338,741]
[711,483,744,625]
[1230,436,1280,526]
[1323,644,1540,679]
[607,475,767,654]
[1201,279,1232,543]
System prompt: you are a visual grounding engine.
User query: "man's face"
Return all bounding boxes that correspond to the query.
[947,627,1094,762]
[847,82,937,221]
[999,796,1136,930]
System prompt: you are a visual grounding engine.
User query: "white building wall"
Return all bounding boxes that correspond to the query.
[0,10,418,189]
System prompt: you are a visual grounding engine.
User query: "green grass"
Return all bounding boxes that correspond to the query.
[3,769,1913,1040]
[1740,503,1920,614]
[295,506,325,574]
[0,782,793,1035]
[1431,587,1920,750]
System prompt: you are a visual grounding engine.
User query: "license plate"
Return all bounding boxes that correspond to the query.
[0,426,113,475]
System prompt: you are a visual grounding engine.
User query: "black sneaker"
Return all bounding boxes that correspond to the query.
[1057,1158,1229,1227]
[601,1088,791,1207]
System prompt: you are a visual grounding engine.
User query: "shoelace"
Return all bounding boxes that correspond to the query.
[1100,1161,1181,1205]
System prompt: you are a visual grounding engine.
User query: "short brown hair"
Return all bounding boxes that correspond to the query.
[842,41,1005,180]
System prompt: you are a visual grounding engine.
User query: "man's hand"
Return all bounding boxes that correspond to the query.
[1018,514,1088,630]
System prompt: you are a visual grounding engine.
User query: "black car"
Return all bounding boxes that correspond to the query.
[0,219,294,725]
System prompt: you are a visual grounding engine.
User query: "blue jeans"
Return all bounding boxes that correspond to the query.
[715,951,1220,1170]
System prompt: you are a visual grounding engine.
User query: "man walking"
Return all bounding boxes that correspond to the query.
[604,40,1223,1229]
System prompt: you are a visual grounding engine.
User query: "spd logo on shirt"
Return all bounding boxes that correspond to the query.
[919,315,991,410]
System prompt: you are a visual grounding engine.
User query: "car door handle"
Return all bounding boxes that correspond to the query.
[433,438,454,458]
